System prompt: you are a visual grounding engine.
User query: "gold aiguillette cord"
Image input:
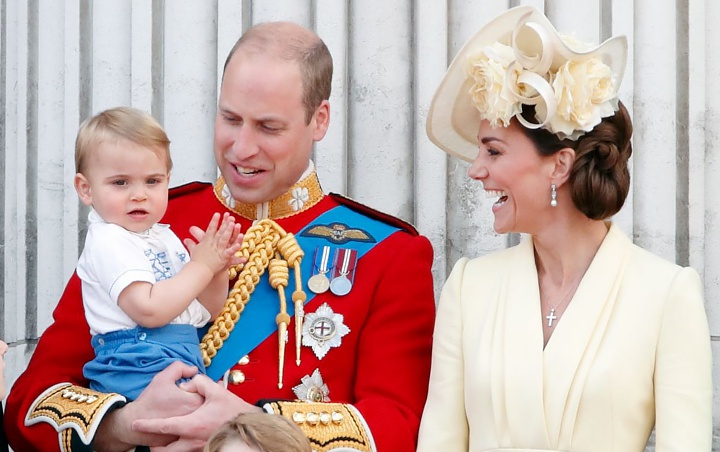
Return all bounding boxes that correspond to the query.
[199,219,306,389]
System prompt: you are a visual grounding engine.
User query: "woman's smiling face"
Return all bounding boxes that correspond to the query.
[468,119,556,235]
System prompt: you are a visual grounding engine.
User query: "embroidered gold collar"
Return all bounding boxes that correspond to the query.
[213,171,325,220]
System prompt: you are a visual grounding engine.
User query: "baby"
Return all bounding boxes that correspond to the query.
[74,106,242,400]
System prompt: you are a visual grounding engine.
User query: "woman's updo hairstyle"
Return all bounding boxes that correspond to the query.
[519,101,633,220]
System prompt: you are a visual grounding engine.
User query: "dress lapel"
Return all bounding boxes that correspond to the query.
[542,224,631,448]
[492,236,551,448]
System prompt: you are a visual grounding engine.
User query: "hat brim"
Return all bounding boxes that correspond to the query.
[426,6,627,162]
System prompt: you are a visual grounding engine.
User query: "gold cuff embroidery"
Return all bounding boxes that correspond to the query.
[25,383,126,446]
[60,428,73,452]
[265,401,373,452]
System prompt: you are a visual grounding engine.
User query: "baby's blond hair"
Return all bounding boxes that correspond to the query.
[204,412,312,452]
[75,106,171,175]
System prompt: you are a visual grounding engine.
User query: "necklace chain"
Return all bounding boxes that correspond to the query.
[540,277,581,327]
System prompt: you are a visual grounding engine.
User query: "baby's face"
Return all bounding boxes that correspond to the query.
[218,439,261,452]
[75,139,170,233]
[0,340,8,399]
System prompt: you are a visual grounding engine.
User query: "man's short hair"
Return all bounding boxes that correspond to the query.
[223,22,333,124]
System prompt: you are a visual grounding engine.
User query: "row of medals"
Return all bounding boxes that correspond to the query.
[306,246,355,297]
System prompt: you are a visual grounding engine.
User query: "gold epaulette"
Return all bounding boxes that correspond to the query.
[25,383,126,448]
[263,401,375,452]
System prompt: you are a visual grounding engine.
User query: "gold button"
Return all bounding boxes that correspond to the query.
[292,411,306,424]
[319,412,331,425]
[237,355,250,365]
[306,412,320,426]
[228,370,245,385]
[331,411,343,424]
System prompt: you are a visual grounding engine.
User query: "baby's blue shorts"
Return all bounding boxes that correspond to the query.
[83,324,205,401]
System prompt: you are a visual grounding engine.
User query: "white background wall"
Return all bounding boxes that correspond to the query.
[1,0,718,449]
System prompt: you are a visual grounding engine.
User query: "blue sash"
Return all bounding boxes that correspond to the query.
[206,205,400,380]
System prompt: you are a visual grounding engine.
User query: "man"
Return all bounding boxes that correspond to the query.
[4,22,436,452]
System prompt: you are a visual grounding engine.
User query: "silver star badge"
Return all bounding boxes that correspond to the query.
[302,303,350,360]
[292,368,330,402]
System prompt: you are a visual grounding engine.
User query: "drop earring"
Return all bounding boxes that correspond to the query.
[550,184,558,207]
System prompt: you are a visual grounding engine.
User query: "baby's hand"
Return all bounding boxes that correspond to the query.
[184,213,243,274]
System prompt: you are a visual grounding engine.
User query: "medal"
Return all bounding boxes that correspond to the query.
[308,246,332,294]
[329,275,351,296]
[308,274,330,293]
[302,303,350,359]
[292,369,330,402]
[330,248,357,296]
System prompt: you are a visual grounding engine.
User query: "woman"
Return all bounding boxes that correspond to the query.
[417,6,712,452]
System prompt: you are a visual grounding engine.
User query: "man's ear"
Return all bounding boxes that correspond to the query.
[74,173,93,206]
[311,100,330,142]
[551,147,576,186]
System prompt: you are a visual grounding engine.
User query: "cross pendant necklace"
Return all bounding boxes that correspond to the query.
[540,277,582,328]
[546,309,558,327]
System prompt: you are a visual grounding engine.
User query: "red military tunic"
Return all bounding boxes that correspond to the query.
[5,171,436,452]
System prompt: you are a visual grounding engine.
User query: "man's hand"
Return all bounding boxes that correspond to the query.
[94,362,203,451]
[133,373,262,451]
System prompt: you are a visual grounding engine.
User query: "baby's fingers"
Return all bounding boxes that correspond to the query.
[229,254,247,267]
[215,214,237,247]
[230,225,243,246]
[203,212,221,237]
[187,225,205,243]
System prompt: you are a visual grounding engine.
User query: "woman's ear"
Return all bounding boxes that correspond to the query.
[74,173,93,206]
[551,147,576,186]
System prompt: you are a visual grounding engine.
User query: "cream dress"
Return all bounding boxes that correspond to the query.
[417,224,712,452]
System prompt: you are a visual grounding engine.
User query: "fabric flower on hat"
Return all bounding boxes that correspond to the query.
[466,42,525,128]
[549,58,618,140]
[464,28,618,140]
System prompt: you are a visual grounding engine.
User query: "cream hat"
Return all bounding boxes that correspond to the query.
[426,6,627,162]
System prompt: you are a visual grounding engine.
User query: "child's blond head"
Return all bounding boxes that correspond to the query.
[75,106,171,175]
[205,413,312,452]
